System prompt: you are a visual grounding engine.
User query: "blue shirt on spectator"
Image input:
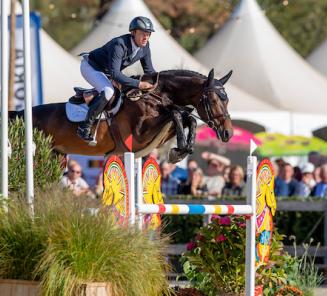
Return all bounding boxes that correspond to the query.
[171,166,188,183]
[161,175,180,197]
[312,182,327,198]
[274,177,299,197]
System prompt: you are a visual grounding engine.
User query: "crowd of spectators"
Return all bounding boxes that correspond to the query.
[159,150,247,199]
[159,150,327,199]
[61,151,327,200]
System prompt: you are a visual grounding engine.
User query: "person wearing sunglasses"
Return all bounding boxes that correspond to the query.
[60,161,93,197]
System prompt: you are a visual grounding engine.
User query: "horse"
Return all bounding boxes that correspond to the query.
[9,69,233,163]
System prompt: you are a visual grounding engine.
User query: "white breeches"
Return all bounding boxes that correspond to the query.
[80,57,115,101]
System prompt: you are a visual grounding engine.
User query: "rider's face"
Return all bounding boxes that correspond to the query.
[132,30,151,47]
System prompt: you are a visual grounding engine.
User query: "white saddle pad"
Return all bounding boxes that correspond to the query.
[65,102,106,122]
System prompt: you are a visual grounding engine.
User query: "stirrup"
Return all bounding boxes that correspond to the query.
[88,116,102,146]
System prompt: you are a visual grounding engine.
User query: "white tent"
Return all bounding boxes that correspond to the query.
[40,31,89,104]
[307,38,327,77]
[7,1,88,104]
[195,0,327,115]
[72,0,286,126]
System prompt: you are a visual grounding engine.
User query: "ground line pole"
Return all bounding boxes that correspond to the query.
[23,0,34,215]
[1,0,9,203]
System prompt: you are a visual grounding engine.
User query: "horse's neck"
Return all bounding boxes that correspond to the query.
[162,76,203,107]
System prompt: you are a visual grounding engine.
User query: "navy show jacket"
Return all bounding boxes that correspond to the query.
[88,34,156,88]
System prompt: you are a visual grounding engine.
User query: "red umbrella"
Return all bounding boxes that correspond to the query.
[195,125,262,150]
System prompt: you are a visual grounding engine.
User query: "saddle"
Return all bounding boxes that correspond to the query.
[66,73,160,123]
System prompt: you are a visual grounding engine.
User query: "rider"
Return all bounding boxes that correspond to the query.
[77,16,156,142]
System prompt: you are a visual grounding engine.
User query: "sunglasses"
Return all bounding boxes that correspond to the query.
[69,169,81,174]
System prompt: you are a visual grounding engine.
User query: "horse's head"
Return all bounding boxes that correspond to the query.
[196,69,233,142]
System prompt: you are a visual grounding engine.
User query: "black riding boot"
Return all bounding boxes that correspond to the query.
[77,91,108,142]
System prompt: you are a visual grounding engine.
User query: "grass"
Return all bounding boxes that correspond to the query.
[0,186,172,296]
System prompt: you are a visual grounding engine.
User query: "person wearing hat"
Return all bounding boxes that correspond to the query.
[201,151,231,199]
[297,163,315,197]
[77,16,156,142]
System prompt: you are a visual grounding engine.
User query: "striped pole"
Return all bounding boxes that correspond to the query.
[138,204,252,215]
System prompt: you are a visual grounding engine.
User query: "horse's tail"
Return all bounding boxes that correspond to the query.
[9,110,24,120]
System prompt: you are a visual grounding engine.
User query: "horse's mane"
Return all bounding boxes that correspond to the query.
[131,69,207,80]
[160,69,207,80]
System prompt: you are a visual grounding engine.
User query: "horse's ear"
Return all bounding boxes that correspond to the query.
[207,69,215,87]
[219,70,233,85]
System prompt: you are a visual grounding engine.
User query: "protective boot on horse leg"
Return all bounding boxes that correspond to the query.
[77,90,109,141]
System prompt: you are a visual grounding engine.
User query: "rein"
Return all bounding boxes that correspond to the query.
[138,74,230,139]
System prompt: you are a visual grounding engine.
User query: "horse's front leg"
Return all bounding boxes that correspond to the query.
[168,110,189,163]
[172,110,187,150]
[183,112,197,154]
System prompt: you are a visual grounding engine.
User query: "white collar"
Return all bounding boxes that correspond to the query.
[131,37,140,52]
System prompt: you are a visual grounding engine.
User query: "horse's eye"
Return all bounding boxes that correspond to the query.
[216,89,228,101]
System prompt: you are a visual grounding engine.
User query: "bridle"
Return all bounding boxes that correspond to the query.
[196,85,231,139]
[139,74,231,139]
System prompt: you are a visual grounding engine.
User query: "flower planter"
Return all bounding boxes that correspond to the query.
[0,280,39,296]
[0,279,119,296]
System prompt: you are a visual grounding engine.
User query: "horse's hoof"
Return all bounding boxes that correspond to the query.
[168,148,187,164]
[187,146,194,154]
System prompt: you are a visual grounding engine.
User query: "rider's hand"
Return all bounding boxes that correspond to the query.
[139,81,154,90]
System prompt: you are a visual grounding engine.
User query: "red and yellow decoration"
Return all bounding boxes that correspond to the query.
[102,156,129,224]
[256,159,277,265]
[142,157,164,230]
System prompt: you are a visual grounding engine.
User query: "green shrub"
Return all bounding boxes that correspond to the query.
[0,187,172,296]
[181,216,323,296]
[181,215,246,295]
[7,117,62,192]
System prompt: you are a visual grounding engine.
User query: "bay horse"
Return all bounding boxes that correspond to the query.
[9,69,233,163]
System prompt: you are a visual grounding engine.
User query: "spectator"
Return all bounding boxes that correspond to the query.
[222,165,246,197]
[202,152,230,198]
[160,160,180,197]
[274,163,299,197]
[313,166,321,184]
[293,166,302,182]
[60,161,94,197]
[297,163,315,198]
[147,148,159,162]
[223,165,231,183]
[275,158,285,178]
[179,168,208,197]
[312,164,327,198]
[94,171,104,198]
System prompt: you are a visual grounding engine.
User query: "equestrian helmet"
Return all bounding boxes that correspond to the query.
[129,16,155,33]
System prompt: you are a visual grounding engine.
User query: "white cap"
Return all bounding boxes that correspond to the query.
[301,163,315,174]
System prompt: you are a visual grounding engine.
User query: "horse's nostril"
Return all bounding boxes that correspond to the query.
[223,130,230,140]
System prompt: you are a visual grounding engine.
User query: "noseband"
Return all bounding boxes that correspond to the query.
[199,86,231,137]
